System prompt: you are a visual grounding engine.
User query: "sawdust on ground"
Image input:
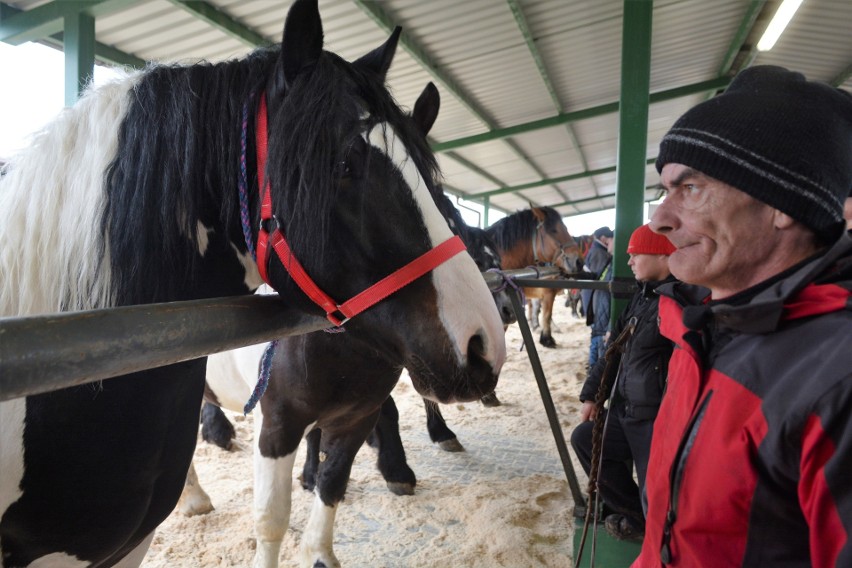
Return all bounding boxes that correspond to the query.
[142,301,591,567]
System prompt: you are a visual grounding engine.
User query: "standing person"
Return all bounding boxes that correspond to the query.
[582,226,614,368]
[571,224,677,541]
[635,66,852,567]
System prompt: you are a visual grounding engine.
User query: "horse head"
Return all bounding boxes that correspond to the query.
[530,206,582,273]
[261,0,505,403]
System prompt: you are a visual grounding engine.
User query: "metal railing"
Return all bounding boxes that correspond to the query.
[0,267,632,511]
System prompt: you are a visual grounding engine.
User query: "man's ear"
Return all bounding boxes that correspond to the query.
[772,209,798,230]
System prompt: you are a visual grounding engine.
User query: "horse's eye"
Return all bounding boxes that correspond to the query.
[340,161,352,177]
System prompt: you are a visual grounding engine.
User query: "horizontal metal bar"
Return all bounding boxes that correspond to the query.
[0,296,328,402]
[512,278,636,295]
[1,267,636,402]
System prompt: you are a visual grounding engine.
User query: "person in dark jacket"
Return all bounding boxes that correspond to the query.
[634,66,852,567]
[571,223,677,541]
[582,226,614,368]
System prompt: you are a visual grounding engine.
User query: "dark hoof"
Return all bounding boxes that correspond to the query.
[386,481,416,496]
[298,472,316,492]
[480,392,502,407]
[539,334,557,348]
[200,404,236,451]
[438,438,465,452]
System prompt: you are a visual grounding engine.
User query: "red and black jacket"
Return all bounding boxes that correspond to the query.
[633,233,852,567]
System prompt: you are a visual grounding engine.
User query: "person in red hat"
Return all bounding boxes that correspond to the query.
[571,223,677,541]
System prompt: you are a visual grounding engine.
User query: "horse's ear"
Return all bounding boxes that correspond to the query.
[412,82,440,136]
[531,207,547,222]
[272,0,324,98]
[354,26,402,79]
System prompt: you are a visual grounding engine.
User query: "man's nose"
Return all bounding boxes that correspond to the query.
[650,197,676,235]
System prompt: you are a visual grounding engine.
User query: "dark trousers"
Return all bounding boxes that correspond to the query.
[570,404,654,527]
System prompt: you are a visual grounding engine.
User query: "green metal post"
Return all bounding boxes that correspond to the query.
[611,0,653,325]
[63,10,94,107]
[482,195,490,227]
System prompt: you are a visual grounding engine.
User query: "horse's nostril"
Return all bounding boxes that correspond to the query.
[467,333,486,361]
[466,332,497,390]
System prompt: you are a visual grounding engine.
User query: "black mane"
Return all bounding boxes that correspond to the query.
[268,52,439,263]
[104,49,277,305]
[103,44,439,306]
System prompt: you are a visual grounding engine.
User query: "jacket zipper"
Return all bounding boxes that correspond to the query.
[660,390,714,565]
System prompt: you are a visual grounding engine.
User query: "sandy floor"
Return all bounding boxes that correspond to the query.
[142,301,591,567]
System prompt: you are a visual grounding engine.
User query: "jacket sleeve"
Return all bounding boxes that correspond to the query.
[798,375,852,567]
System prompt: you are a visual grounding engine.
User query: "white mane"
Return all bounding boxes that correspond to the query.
[0,72,140,317]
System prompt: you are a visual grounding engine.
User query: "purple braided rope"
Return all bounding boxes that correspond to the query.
[486,268,526,306]
[238,101,256,261]
[243,339,278,415]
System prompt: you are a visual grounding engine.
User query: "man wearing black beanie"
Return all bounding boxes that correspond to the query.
[634,66,852,567]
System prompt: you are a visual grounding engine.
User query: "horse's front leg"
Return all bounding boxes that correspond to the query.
[368,396,417,494]
[301,415,379,568]
[252,409,305,568]
[300,427,322,491]
[539,290,557,348]
[423,398,464,452]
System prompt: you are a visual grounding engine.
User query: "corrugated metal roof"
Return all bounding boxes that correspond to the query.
[2,0,850,221]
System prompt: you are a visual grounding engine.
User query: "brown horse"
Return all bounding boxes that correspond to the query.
[486,207,581,347]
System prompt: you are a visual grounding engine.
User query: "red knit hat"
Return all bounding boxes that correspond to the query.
[627,224,676,255]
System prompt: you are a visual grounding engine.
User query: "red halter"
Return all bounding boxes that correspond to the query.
[254,93,466,327]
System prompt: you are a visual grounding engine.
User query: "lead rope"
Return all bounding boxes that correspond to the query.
[243,339,279,415]
[236,100,335,416]
[574,319,636,568]
[239,100,257,261]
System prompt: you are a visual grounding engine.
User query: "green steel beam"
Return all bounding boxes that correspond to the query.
[1,3,145,68]
[352,0,557,202]
[830,62,852,87]
[611,0,653,324]
[165,0,271,48]
[0,0,136,45]
[64,10,94,106]
[716,0,767,77]
[431,76,731,153]
[353,0,490,127]
[471,158,656,199]
[507,0,595,198]
[40,32,145,68]
[549,185,659,211]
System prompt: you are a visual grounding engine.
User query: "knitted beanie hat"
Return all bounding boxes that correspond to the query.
[627,223,676,256]
[656,65,852,243]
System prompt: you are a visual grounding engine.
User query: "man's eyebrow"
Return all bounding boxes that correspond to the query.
[663,167,704,189]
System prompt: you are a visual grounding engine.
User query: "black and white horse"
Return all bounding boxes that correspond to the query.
[0,2,505,566]
[180,83,513,568]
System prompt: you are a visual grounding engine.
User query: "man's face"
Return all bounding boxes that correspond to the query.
[844,197,852,230]
[651,163,778,298]
[628,253,669,282]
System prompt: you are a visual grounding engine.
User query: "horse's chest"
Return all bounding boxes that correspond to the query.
[0,360,206,566]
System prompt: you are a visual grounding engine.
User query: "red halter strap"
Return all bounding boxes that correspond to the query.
[254,93,466,327]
